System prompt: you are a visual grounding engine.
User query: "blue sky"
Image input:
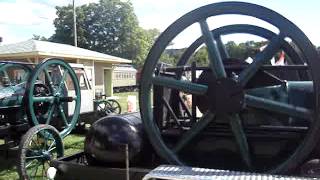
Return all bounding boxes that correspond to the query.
[0,0,319,48]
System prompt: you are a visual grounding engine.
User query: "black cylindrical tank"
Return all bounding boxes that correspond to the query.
[84,112,143,166]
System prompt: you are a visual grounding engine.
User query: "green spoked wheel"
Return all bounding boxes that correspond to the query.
[106,99,121,114]
[96,99,121,118]
[17,124,63,180]
[0,63,32,86]
[25,58,81,138]
[139,2,320,173]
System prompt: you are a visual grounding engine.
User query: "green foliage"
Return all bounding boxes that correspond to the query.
[159,53,176,65]
[159,48,185,65]
[50,0,159,68]
[133,28,160,68]
[192,46,209,66]
[114,91,139,113]
[32,34,48,41]
[225,40,267,60]
[160,40,268,66]
[50,4,77,45]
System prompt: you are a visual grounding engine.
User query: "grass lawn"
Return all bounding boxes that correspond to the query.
[114,91,139,113]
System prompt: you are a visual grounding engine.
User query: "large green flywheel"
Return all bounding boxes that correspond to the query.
[139,2,320,173]
[25,58,81,138]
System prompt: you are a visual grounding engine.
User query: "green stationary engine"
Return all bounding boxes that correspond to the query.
[0,59,81,137]
[0,62,31,109]
[0,59,82,180]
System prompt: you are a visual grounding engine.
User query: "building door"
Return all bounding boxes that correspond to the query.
[104,69,113,97]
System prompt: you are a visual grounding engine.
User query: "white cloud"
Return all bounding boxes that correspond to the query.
[132,0,320,48]
[132,0,215,31]
[0,25,21,44]
[0,0,319,48]
[40,0,99,7]
[0,0,55,26]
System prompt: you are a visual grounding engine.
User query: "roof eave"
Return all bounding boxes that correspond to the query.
[37,51,132,63]
[0,51,131,64]
[0,51,40,58]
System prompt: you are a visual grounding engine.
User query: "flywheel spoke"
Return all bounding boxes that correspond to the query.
[98,104,104,110]
[199,19,226,78]
[173,111,215,153]
[45,104,56,124]
[25,155,45,160]
[26,160,38,168]
[58,105,69,126]
[152,76,207,95]
[48,146,57,152]
[48,140,56,152]
[44,68,55,92]
[57,69,68,93]
[216,36,229,60]
[238,33,284,87]
[162,97,183,129]
[33,96,55,103]
[177,95,192,118]
[228,114,252,169]
[245,94,313,120]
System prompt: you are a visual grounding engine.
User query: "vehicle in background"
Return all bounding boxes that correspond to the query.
[112,64,138,92]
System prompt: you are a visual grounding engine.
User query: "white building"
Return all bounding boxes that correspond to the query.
[0,39,131,96]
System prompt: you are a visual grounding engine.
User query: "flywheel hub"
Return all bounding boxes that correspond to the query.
[207,77,244,114]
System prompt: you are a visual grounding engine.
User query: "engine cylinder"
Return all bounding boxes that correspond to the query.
[84,112,143,166]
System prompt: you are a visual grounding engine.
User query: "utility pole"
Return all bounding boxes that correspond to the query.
[73,0,77,47]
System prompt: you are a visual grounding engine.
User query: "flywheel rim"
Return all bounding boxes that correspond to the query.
[25,58,81,138]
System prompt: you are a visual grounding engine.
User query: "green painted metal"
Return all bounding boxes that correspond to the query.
[0,86,23,107]
[173,111,215,153]
[139,1,320,173]
[25,59,81,138]
[238,34,285,87]
[0,63,31,108]
[0,63,31,85]
[216,36,229,60]
[246,84,288,103]
[228,114,252,169]
[245,94,312,120]
[18,124,64,180]
[199,20,226,78]
[0,60,81,138]
[287,81,313,91]
[0,59,81,138]
[152,76,207,95]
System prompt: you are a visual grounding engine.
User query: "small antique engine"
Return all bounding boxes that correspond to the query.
[84,112,144,166]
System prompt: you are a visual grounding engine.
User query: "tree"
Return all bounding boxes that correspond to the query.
[185,40,259,66]
[32,34,48,41]
[133,28,160,68]
[192,46,209,66]
[50,0,159,67]
[225,40,267,60]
